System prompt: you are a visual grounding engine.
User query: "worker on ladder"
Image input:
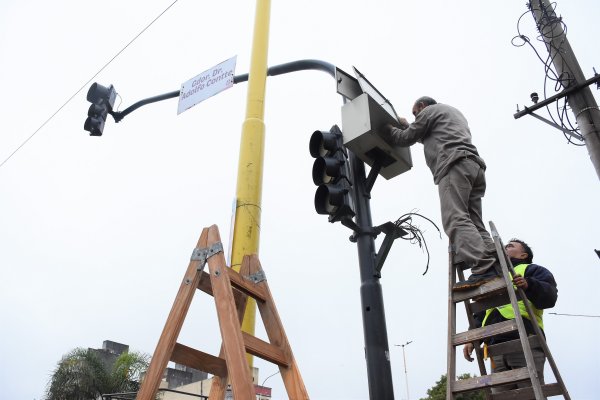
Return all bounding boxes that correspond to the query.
[381,96,498,290]
[463,238,558,393]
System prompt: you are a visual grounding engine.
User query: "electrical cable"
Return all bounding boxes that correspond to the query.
[549,312,600,318]
[393,211,441,276]
[512,1,586,145]
[0,0,180,170]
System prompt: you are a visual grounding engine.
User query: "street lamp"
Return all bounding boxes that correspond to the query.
[395,341,413,400]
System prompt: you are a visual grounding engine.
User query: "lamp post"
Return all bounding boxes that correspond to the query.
[395,341,413,400]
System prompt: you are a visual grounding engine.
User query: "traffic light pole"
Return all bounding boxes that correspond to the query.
[89,58,398,398]
[348,151,395,400]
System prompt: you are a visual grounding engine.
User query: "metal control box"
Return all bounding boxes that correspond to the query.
[341,93,412,179]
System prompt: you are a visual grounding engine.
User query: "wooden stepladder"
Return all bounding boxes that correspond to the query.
[446,221,570,400]
[136,225,308,400]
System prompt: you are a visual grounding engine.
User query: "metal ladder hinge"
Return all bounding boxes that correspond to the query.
[190,242,224,271]
[246,270,266,284]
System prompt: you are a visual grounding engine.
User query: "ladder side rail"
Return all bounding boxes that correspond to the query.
[447,252,458,400]
[248,255,309,399]
[458,267,492,400]
[490,222,546,400]
[495,229,570,400]
[136,228,210,400]
[205,226,256,399]
[208,266,251,400]
[508,264,571,400]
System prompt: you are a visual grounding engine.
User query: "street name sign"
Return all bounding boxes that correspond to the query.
[177,56,237,114]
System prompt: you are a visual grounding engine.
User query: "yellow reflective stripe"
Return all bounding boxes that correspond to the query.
[482,264,544,329]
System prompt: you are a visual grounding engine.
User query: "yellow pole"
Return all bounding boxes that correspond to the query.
[231,0,271,365]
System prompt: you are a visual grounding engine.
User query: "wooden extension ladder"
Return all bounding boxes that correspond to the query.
[136,224,309,400]
[446,221,570,400]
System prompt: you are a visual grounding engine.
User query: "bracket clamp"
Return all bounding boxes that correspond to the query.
[191,242,224,271]
[247,270,267,284]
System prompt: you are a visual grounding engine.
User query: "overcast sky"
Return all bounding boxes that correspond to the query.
[1,1,599,399]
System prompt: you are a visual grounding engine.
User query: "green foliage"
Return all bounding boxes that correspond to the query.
[420,374,486,400]
[45,347,149,400]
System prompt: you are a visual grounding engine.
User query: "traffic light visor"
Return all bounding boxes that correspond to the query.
[309,130,339,158]
[84,116,105,136]
[312,157,341,185]
[314,185,348,214]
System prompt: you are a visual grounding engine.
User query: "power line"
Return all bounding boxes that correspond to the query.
[549,312,600,318]
[0,0,180,170]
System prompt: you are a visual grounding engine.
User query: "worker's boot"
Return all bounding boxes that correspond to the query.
[453,268,499,291]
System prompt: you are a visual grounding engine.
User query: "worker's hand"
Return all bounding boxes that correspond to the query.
[463,343,475,362]
[381,123,394,134]
[512,274,528,290]
[379,124,395,142]
[398,117,409,128]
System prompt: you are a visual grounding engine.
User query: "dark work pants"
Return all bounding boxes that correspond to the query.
[438,158,496,275]
[491,348,546,393]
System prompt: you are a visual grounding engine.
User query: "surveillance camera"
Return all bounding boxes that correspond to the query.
[530,92,539,104]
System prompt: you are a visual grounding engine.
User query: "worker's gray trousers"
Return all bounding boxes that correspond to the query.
[438,158,497,275]
[491,348,546,392]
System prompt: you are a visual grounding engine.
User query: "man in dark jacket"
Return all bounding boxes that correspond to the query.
[463,238,558,393]
[381,96,498,290]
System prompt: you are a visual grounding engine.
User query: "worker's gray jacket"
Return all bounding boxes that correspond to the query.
[388,103,486,184]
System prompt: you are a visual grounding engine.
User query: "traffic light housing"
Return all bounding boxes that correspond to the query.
[84,83,117,136]
[309,125,355,223]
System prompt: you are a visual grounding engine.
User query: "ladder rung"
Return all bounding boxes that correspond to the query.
[197,271,213,295]
[453,277,506,303]
[171,342,228,378]
[490,383,564,400]
[242,331,290,367]
[487,336,541,358]
[452,368,530,393]
[469,293,512,314]
[453,320,518,346]
[227,268,268,302]
[196,269,268,303]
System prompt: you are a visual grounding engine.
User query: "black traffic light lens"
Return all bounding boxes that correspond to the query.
[84,82,117,136]
[309,130,339,158]
[312,157,341,185]
[84,117,105,136]
[315,185,338,214]
[309,125,354,222]
[87,83,113,104]
[88,103,108,117]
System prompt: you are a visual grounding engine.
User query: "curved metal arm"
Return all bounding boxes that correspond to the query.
[111,59,336,123]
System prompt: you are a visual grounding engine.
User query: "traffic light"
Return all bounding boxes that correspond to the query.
[84,83,117,136]
[309,125,355,223]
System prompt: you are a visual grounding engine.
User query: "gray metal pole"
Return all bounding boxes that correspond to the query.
[349,150,395,400]
[528,0,600,179]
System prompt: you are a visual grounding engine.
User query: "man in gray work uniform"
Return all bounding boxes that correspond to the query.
[382,96,498,290]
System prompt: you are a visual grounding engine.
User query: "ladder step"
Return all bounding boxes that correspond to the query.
[242,331,290,367]
[453,277,506,303]
[196,269,269,303]
[469,292,513,314]
[487,336,541,358]
[490,383,564,400]
[226,267,269,303]
[171,342,227,378]
[453,319,518,346]
[452,368,530,393]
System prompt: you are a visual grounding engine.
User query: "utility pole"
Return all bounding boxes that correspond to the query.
[528,0,600,179]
